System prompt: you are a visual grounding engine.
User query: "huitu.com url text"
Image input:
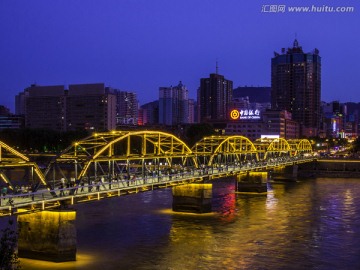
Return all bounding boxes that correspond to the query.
[261,5,355,13]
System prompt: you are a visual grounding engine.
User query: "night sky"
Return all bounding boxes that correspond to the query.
[0,0,359,112]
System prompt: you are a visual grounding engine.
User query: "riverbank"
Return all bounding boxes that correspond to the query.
[298,159,360,178]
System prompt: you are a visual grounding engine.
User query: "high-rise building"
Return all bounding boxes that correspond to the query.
[23,84,67,131]
[342,102,360,138]
[159,81,189,126]
[321,101,347,138]
[67,83,116,131]
[16,83,116,131]
[198,72,233,122]
[15,89,29,115]
[187,99,196,124]
[140,101,159,125]
[110,89,138,125]
[271,39,321,137]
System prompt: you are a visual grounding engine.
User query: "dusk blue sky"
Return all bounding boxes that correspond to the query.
[1,0,359,112]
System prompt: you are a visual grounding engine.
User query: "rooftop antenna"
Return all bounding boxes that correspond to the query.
[293,33,299,48]
[216,59,219,75]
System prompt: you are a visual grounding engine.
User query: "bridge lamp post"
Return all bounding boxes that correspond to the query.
[156,158,160,182]
[159,160,162,180]
[148,162,152,180]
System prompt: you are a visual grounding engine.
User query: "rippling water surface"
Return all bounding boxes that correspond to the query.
[17,178,360,269]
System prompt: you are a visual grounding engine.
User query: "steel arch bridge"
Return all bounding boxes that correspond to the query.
[191,135,259,167]
[0,133,316,215]
[253,138,292,160]
[44,131,198,188]
[0,132,314,191]
[288,139,313,156]
[0,141,46,190]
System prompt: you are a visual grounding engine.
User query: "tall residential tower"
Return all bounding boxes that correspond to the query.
[198,72,233,122]
[111,89,138,125]
[271,39,321,137]
[159,81,189,126]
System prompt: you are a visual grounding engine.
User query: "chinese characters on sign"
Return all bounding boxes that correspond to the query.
[230,109,261,120]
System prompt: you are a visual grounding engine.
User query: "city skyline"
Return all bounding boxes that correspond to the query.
[1,0,359,112]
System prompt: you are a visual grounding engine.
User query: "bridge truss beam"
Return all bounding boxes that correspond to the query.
[0,141,47,190]
[288,139,313,156]
[192,135,259,168]
[44,131,198,189]
[254,138,292,160]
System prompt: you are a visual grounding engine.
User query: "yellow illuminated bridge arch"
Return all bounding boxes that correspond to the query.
[192,135,259,167]
[254,138,292,160]
[0,141,46,189]
[43,131,313,188]
[288,139,313,156]
[45,130,198,185]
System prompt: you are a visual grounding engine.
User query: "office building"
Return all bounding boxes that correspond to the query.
[0,105,23,129]
[159,81,189,126]
[225,109,298,140]
[16,83,116,131]
[225,121,264,140]
[15,90,29,115]
[111,89,138,125]
[198,72,233,122]
[67,83,116,131]
[140,101,159,125]
[187,99,196,124]
[0,115,24,130]
[271,39,321,137]
[23,84,66,131]
[321,101,348,138]
[262,110,299,139]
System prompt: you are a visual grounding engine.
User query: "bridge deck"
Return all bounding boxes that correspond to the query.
[0,157,315,216]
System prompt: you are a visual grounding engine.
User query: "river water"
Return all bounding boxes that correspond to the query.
[14,177,360,269]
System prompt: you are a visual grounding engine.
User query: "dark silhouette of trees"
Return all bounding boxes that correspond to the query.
[184,124,216,147]
[0,128,89,153]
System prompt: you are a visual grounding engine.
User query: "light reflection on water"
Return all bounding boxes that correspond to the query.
[19,253,96,270]
[15,178,360,269]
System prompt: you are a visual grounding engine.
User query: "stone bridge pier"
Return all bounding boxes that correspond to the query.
[236,172,268,193]
[17,210,77,262]
[271,164,298,181]
[172,183,213,213]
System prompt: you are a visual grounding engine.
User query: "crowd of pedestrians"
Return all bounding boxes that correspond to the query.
[1,155,314,206]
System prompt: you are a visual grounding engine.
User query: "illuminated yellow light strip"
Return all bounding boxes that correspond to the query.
[33,165,47,186]
[0,141,29,161]
[0,172,9,183]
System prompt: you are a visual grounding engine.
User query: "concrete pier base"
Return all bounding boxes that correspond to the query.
[17,210,77,262]
[172,184,212,213]
[237,172,268,193]
[271,165,298,181]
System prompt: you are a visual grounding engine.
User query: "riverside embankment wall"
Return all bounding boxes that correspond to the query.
[298,159,360,178]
